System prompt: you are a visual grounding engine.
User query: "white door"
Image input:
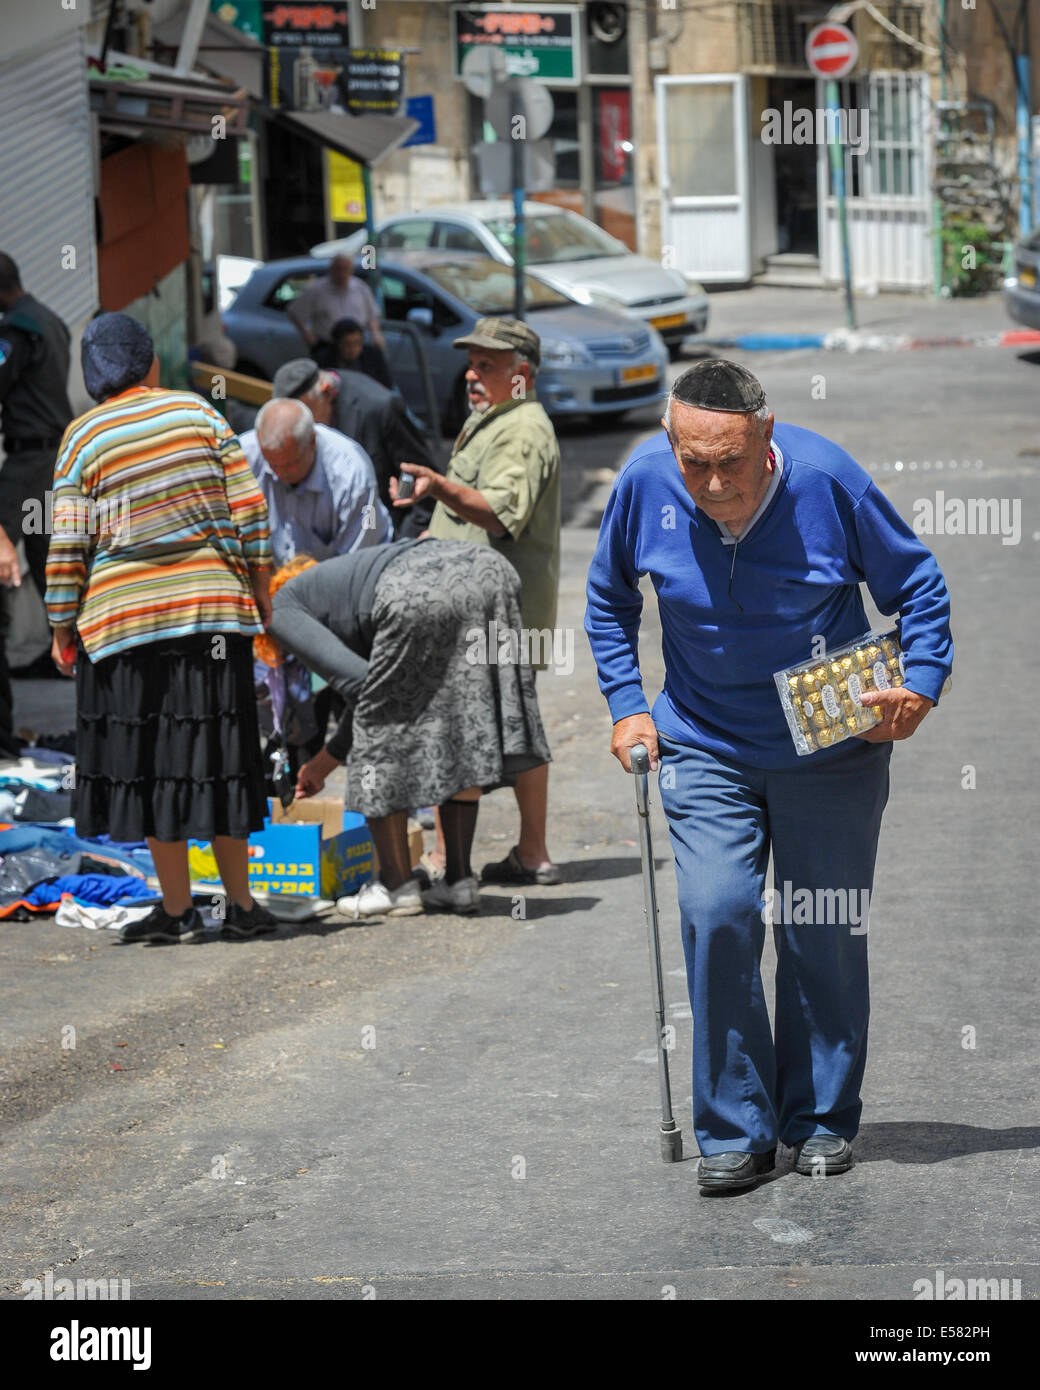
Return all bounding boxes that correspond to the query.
[817,72,932,290]
[656,74,751,282]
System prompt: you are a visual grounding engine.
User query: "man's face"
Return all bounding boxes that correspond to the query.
[330,256,353,288]
[665,401,775,527]
[262,432,317,487]
[465,347,529,413]
[335,330,363,363]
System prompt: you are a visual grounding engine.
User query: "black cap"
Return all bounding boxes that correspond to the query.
[670,359,766,414]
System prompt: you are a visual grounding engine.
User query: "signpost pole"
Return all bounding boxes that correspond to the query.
[511,81,526,322]
[826,78,855,331]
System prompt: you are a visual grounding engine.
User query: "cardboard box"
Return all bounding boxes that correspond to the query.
[189,799,374,898]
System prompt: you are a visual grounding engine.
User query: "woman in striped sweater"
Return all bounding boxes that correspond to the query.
[45,313,276,944]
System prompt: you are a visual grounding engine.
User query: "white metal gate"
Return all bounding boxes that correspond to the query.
[0,30,98,328]
[817,71,932,290]
[656,74,752,282]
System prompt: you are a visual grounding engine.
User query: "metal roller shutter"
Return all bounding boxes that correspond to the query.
[0,29,98,328]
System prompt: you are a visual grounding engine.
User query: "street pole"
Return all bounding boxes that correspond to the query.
[511,81,526,322]
[826,78,855,330]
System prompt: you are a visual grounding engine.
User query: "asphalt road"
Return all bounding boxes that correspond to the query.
[0,333,1036,1308]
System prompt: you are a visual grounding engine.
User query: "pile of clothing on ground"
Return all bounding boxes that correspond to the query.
[0,733,161,930]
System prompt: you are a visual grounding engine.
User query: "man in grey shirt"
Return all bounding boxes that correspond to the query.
[239,398,392,566]
[288,255,384,363]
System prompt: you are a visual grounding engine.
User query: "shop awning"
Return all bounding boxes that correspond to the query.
[276,109,419,169]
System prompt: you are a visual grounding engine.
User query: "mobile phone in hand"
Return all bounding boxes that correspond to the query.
[397,472,416,500]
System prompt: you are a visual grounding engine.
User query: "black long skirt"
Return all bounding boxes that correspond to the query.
[74,632,268,843]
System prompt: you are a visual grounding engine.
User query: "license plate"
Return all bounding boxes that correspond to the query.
[621,363,658,383]
[1019,267,1037,288]
[650,312,686,330]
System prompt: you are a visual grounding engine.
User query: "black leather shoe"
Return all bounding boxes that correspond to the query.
[698,1147,776,1193]
[793,1135,853,1175]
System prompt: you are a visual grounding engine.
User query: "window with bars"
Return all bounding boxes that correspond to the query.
[737,1,926,73]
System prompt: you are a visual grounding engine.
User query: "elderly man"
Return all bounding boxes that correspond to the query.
[586,361,953,1193]
[288,256,384,366]
[271,358,441,538]
[394,317,561,890]
[239,398,391,566]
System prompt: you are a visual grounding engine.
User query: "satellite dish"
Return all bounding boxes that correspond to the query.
[461,45,508,100]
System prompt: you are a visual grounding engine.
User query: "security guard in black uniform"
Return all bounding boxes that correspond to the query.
[0,252,73,756]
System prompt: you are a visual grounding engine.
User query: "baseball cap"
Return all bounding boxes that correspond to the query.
[670,359,766,414]
[453,316,541,367]
[272,358,321,399]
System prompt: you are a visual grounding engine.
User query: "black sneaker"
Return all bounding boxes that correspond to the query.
[119,904,203,944]
[221,899,279,940]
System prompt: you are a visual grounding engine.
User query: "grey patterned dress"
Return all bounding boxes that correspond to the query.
[269,539,551,819]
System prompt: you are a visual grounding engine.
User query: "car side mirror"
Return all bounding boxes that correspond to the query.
[406,306,434,330]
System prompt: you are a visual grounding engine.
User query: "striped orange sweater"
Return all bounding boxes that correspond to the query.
[45,387,272,663]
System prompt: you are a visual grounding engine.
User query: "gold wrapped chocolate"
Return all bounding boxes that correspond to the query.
[857,710,878,729]
[812,710,829,728]
[788,676,801,693]
[813,666,827,684]
[801,672,816,692]
[816,727,833,746]
[842,699,857,718]
[845,717,858,733]
[841,656,853,671]
[854,648,871,669]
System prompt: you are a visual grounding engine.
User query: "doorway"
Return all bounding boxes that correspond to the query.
[768,77,820,257]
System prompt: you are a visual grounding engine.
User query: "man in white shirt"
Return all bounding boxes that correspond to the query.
[239,399,392,566]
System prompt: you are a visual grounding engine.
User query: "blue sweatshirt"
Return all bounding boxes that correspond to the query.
[584,423,953,769]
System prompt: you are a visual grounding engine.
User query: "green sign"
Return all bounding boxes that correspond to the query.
[452,5,581,87]
[210,1,263,43]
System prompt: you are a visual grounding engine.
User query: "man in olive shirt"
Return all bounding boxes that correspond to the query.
[393,317,561,885]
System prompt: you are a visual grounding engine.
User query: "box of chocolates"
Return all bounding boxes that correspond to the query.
[774,628,905,756]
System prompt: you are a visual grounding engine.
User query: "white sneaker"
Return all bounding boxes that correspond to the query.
[422,875,480,916]
[336,878,423,920]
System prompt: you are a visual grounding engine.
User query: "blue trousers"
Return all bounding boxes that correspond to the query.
[657,735,892,1156]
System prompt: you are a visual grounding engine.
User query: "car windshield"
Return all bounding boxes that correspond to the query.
[421,258,572,312]
[483,210,628,264]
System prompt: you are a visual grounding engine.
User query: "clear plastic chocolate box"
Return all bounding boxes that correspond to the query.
[774,628,905,756]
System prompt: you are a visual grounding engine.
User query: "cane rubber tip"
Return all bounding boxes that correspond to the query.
[630,745,650,776]
[660,1129,683,1163]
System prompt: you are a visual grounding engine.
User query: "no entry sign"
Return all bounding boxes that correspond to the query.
[805,22,858,79]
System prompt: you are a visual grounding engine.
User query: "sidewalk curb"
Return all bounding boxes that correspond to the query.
[698,328,1040,353]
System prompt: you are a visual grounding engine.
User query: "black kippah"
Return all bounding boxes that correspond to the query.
[670,359,766,414]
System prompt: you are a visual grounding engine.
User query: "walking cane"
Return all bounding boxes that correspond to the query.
[628,744,683,1163]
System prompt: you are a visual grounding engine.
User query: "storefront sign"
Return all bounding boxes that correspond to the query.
[452,5,581,87]
[340,48,404,116]
[261,1,351,110]
[326,150,366,223]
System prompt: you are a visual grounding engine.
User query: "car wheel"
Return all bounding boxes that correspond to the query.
[598,409,631,426]
[667,340,687,361]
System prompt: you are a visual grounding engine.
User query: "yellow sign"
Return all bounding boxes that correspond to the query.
[327,151,367,223]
